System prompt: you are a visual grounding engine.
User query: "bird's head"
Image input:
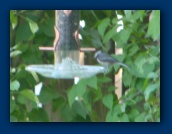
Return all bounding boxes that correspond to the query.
[94,50,102,59]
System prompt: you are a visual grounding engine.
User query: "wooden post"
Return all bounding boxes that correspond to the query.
[114,48,123,100]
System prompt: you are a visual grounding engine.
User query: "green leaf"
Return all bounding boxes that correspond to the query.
[120,114,129,122]
[61,105,76,121]
[10,50,22,57]
[144,84,159,101]
[42,18,54,37]
[103,26,117,43]
[113,104,122,114]
[142,63,155,77]
[68,88,76,107]
[120,102,126,113]
[29,108,49,122]
[52,97,66,111]
[10,97,16,113]
[68,82,86,107]
[108,85,116,92]
[135,112,146,122]
[128,44,139,56]
[98,76,112,83]
[147,72,158,79]
[131,10,145,21]
[18,89,40,107]
[93,89,102,102]
[84,76,97,89]
[10,80,20,91]
[145,114,153,122]
[134,53,155,78]
[124,10,132,19]
[151,45,160,56]
[102,94,113,110]
[106,110,119,122]
[111,54,125,62]
[90,29,104,48]
[26,17,39,34]
[30,71,39,82]
[10,116,18,122]
[147,56,159,64]
[128,109,139,120]
[38,88,54,104]
[147,10,160,41]
[123,71,132,87]
[118,29,131,45]
[72,101,88,119]
[10,10,18,29]
[98,18,110,37]
[16,22,33,43]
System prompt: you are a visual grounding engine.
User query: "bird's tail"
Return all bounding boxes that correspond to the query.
[116,62,130,70]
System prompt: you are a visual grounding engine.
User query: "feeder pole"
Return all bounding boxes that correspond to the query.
[54,10,80,66]
[41,10,80,121]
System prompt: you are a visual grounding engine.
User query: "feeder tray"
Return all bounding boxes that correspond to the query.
[25,57,105,79]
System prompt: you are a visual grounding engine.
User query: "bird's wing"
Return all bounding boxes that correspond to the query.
[98,52,119,63]
[99,52,130,69]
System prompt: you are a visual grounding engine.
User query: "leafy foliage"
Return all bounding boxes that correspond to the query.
[10,10,160,122]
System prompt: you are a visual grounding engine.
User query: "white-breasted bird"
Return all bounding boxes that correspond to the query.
[94,50,129,69]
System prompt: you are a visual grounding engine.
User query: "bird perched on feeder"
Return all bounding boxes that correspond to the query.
[94,50,129,70]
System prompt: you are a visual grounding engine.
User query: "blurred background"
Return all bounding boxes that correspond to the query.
[10,10,160,122]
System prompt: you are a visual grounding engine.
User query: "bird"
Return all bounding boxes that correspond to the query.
[94,50,129,70]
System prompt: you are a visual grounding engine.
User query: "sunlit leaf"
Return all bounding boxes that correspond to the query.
[120,114,129,122]
[124,10,132,19]
[147,72,158,79]
[10,50,22,57]
[30,71,39,83]
[26,17,39,34]
[147,10,160,41]
[18,89,40,107]
[10,10,18,29]
[144,84,159,101]
[131,10,145,21]
[10,80,20,91]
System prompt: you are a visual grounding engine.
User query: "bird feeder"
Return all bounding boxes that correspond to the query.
[26,10,105,79]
